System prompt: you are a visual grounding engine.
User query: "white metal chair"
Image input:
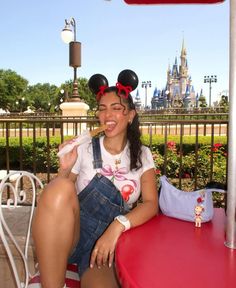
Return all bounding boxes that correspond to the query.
[0,171,80,288]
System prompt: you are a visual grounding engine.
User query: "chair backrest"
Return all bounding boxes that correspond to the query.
[0,171,44,288]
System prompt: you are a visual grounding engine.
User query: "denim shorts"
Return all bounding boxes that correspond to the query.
[68,173,128,277]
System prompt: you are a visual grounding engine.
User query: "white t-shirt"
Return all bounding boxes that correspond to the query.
[71,136,155,207]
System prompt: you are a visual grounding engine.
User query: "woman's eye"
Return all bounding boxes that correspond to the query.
[113,106,123,111]
[97,105,124,112]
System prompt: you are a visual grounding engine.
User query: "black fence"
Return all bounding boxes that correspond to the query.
[0,114,228,193]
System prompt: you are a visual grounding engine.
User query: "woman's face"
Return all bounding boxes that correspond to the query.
[97,91,135,138]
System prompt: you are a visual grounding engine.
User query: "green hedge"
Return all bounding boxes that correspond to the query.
[0,135,227,173]
[141,135,227,154]
[0,136,63,172]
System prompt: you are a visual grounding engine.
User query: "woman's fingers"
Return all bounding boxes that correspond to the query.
[90,248,98,268]
[96,250,105,268]
[102,251,110,267]
[108,250,115,268]
[90,247,114,269]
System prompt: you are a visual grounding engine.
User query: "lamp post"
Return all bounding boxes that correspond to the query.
[61,17,81,101]
[142,81,152,109]
[204,75,217,107]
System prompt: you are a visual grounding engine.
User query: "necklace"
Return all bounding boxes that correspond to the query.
[114,158,122,170]
[103,138,127,170]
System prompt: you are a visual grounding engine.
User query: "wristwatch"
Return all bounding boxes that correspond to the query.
[114,215,131,232]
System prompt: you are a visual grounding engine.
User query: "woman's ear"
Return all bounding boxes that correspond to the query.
[129,109,136,123]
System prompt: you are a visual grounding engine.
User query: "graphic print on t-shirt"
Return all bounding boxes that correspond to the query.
[100,164,137,202]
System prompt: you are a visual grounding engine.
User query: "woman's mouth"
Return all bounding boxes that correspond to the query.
[105,121,116,131]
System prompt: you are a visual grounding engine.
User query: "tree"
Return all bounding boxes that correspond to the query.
[78,77,97,110]
[0,69,28,111]
[0,69,97,113]
[218,95,229,112]
[198,94,207,108]
[24,83,58,112]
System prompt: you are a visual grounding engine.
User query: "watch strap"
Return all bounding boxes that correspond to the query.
[115,215,131,231]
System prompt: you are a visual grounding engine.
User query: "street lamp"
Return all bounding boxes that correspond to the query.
[204,75,217,107]
[61,17,81,101]
[142,81,152,109]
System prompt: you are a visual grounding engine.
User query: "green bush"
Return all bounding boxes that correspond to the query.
[0,136,64,172]
[141,135,227,154]
[1,134,227,178]
[0,135,227,207]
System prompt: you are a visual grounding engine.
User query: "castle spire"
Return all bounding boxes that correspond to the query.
[181,38,187,57]
[172,56,179,78]
[134,89,142,110]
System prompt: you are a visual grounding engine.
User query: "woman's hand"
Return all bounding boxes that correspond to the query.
[58,139,78,177]
[90,220,124,269]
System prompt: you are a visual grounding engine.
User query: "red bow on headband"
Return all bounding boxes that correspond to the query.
[116,82,132,99]
[96,83,132,101]
[96,85,108,101]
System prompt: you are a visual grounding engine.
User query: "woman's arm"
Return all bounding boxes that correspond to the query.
[90,168,158,269]
[123,167,159,228]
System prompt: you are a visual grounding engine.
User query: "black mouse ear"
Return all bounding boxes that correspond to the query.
[117,69,139,91]
[88,74,109,95]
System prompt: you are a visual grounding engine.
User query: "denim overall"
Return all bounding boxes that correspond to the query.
[68,137,129,277]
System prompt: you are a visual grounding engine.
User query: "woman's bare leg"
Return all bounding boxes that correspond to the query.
[32,177,80,288]
[81,265,120,288]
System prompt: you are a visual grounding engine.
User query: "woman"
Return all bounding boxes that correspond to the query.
[32,69,158,288]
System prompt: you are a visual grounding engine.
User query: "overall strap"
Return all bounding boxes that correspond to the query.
[92,137,103,169]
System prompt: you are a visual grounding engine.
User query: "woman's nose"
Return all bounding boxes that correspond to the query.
[103,108,114,118]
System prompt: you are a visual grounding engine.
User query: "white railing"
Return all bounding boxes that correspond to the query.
[0,171,43,288]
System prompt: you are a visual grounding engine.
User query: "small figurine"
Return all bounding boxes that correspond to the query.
[194,205,204,227]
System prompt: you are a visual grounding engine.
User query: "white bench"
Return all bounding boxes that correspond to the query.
[0,171,80,288]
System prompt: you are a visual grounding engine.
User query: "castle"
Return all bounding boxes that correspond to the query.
[134,41,205,110]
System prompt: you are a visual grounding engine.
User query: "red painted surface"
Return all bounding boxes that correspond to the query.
[124,0,225,4]
[116,209,236,288]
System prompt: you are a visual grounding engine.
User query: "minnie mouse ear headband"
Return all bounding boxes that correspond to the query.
[88,69,139,101]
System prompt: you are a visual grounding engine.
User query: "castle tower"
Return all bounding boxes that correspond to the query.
[134,89,142,110]
[164,40,196,108]
[179,39,188,96]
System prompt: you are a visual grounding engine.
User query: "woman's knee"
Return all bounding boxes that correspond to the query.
[81,266,120,288]
[38,177,78,210]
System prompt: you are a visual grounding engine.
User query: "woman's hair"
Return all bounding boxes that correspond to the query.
[88,69,142,170]
[127,112,143,171]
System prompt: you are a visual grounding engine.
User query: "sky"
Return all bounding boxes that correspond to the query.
[0,0,229,106]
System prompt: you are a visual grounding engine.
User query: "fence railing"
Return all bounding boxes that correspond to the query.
[0,113,228,137]
[0,114,228,194]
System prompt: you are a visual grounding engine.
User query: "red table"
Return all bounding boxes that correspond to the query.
[116,209,236,288]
